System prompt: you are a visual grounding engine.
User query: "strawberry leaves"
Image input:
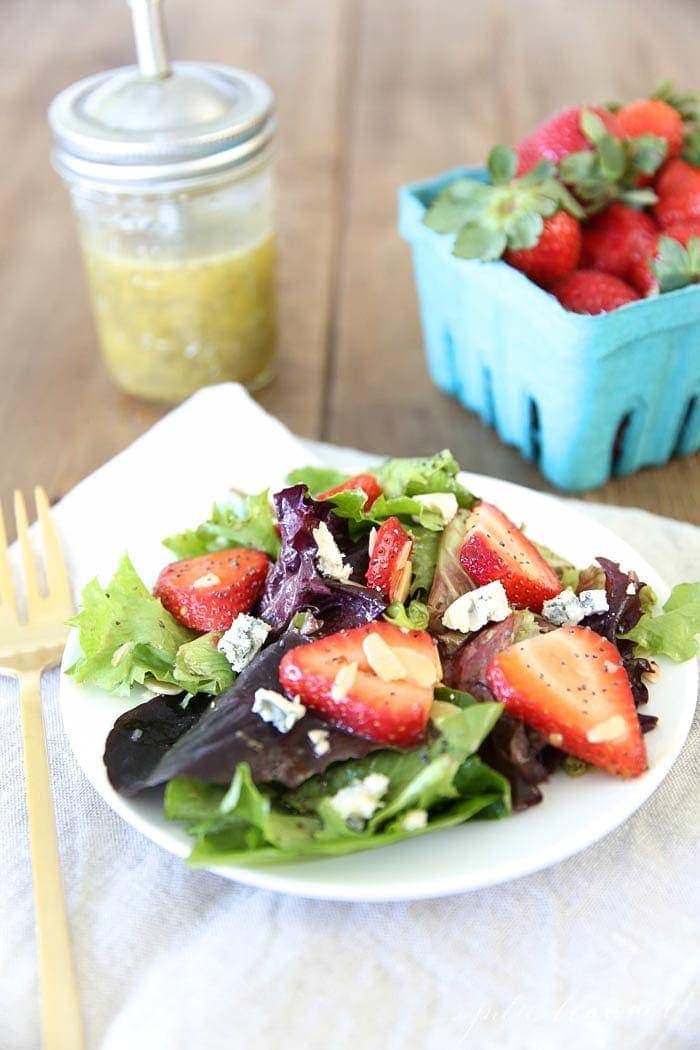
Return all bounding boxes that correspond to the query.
[560,110,666,212]
[682,128,700,166]
[651,235,700,292]
[487,145,519,184]
[424,147,583,262]
[652,80,700,124]
[422,178,491,234]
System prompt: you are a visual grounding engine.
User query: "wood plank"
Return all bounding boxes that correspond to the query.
[328,0,700,523]
[0,0,347,518]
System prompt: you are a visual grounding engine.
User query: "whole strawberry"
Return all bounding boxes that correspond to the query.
[516,105,624,175]
[580,202,658,281]
[423,146,583,278]
[654,158,700,227]
[616,98,685,160]
[504,210,581,287]
[554,270,640,314]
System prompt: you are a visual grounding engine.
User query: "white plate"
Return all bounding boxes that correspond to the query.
[59,472,697,902]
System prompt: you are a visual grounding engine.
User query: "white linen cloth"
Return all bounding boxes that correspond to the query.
[1,384,698,1050]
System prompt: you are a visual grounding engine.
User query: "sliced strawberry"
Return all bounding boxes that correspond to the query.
[459,501,561,613]
[365,516,413,602]
[486,625,647,777]
[317,473,382,509]
[279,621,440,746]
[154,549,270,632]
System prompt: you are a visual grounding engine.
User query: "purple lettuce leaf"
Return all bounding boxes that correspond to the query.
[103,692,211,796]
[478,715,552,811]
[105,630,388,796]
[148,697,387,792]
[441,613,523,701]
[581,556,655,710]
[581,557,645,639]
[258,484,384,633]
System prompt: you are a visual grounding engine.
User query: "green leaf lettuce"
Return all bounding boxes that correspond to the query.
[163,491,280,560]
[166,700,509,867]
[172,633,235,695]
[620,581,700,661]
[66,555,194,696]
[67,556,236,697]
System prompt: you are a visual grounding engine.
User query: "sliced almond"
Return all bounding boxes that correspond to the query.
[192,571,221,589]
[367,527,378,557]
[586,715,628,744]
[331,660,358,701]
[394,539,413,572]
[362,633,407,681]
[642,660,660,683]
[389,558,413,604]
[430,699,460,721]
[392,647,440,687]
[143,678,184,696]
[111,641,134,667]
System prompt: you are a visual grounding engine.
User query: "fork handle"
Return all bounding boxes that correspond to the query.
[19,670,84,1050]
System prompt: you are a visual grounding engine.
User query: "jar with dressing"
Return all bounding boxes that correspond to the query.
[48,0,277,404]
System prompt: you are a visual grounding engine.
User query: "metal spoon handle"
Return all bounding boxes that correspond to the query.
[128,0,171,79]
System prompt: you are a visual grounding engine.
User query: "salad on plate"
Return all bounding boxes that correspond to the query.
[65,451,699,867]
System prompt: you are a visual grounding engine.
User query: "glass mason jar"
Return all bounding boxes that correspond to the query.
[48,3,277,404]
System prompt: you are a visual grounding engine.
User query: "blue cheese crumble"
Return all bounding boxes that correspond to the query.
[542,588,585,626]
[252,689,306,733]
[307,728,331,757]
[217,614,271,672]
[578,589,610,617]
[542,588,609,626]
[442,580,510,633]
[329,773,390,823]
[401,809,428,832]
[312,521,352,582]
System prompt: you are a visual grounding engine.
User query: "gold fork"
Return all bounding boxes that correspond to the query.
[0,488,84,1050]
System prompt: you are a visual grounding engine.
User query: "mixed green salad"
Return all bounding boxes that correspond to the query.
[67,451,699,867]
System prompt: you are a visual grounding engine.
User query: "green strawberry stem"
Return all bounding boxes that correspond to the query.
[559,109,666,213]
[424,146,583,262]
[653,80,700,124]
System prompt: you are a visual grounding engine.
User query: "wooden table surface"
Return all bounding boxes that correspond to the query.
[2,0,699,529]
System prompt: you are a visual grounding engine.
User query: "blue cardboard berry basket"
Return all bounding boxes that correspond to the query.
[399,166,700,492]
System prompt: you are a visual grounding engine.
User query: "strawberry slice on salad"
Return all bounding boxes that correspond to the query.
[154,549,270,632]
[460,501,562,612]
[317,473,383,509]
[486,625,647,777]
[365,516,413,602]
[279,621,441,746]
